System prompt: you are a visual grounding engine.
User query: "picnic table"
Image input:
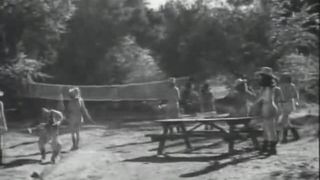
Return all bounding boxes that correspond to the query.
[146,114,261,155]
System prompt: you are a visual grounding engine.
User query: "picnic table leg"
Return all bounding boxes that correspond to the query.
[157,125,169,155]
[179,123,192,150]
[0,134,3,164]
[245,123,260,150]
[228,123,235,154]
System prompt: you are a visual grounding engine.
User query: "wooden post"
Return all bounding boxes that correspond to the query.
[0,134,3,165]
[228,123,235,153]
[179,123,192,149]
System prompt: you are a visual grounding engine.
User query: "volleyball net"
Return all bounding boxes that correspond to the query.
[19,77,189,101]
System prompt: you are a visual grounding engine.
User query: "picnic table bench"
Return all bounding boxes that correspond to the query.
[146,115,262,155]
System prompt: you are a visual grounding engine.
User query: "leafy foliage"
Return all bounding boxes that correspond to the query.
[0,0,318,102]
[0,0,75,96]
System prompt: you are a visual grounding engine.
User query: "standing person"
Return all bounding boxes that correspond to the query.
[28,108,64,164]
[0,90,7,165]
[200,82,214,130]
[254,67,281,156]
[166,78,180,118]
[65,87,93,150]
[200,82,214,113]
[273,78,285,138]
[279,72,300,143]
[165,78,181,133]
[180,82,200,114]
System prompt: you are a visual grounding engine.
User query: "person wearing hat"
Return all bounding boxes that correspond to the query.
[278,72,300,143]
[28,108,64,164]
[0,90,7,164]
[65,87,93,150]
[254,67,282,156]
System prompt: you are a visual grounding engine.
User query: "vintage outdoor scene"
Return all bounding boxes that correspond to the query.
[0,0,319,179]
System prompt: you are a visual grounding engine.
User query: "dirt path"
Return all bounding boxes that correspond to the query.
[0,106,319,180]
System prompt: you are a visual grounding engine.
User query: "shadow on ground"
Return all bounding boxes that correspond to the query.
[1,159,40,169]
[179,153,260,178]
[124,148,256,163]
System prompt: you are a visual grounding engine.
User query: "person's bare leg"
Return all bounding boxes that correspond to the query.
[281,113,289,143]
[71,131,76,150]
[260,119,269,154]
[75,129,80,149]
[38,138,47,163]
[51,137,61,163]
[266,118,278,155]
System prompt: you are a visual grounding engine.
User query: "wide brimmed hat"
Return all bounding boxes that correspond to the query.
[255,67,277,79]
[280,71,291,77]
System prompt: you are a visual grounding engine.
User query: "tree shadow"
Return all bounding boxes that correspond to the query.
[148,138,224,152]
[179,153,260,178]
[124,149,255,164]
[7,141,38,149]
[105,141,153,149]
[7,150,68,158]
[1,159,40,169]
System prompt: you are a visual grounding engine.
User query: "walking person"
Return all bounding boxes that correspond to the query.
[254,67,282,156]
[278,72,300,143]
[0,90,7,165]
[28,108,64,164]
[65,87,93,150]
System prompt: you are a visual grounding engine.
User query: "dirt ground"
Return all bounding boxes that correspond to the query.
[0,105,319,180]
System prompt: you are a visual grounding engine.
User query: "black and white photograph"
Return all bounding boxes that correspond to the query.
[0,0,319,179]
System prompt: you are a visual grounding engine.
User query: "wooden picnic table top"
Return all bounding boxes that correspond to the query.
[155,116,254,123]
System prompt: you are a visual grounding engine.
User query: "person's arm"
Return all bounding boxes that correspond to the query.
[175,87,180,101]
[291,83,300,106]
[52,110,64,126]
[0,101,7,132]
[79,99,95,124]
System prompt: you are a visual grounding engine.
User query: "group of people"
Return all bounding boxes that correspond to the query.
[164,67,300,156]
[254,67,300,156]
[35,87,93,164]
[165,77,214,118]
[0,87,93,164]
[0,68,300,164]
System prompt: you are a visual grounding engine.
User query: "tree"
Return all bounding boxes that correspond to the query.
[0,0,75,96]
[103,36,165,83]
[52,0,153,84]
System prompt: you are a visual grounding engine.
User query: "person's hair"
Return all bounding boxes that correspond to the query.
[69,87,81,98]
[280,75,292,83]
[259,74,275,87]
[201,83,209,93]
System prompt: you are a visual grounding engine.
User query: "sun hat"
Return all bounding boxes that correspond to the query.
[255,67,277,79]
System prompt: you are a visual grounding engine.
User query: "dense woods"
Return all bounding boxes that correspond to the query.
[0,0,318,101]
